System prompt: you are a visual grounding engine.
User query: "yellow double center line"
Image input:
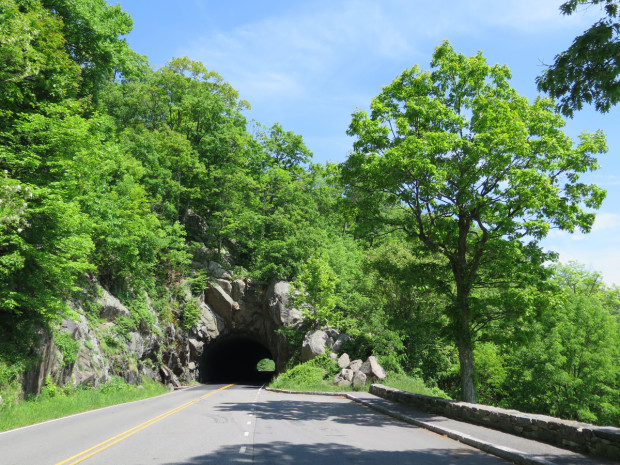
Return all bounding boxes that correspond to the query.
[54,384,234,465]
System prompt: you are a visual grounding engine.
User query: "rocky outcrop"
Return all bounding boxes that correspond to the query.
[21,262,300,396]
[300,329,348,362]
[332,354,386,388]
[360,356,387,380]
[301,330,330,362]
[205,283,239,324]
[267,281,302,327]
[99,290,130,321]
[333,368,354,386]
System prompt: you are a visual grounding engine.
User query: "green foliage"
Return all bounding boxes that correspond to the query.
[0,377,168,432]
[382,373,451,399]
[1,0,617,431]
[291,253,340,328]
[342,40,607,402]
[537,0,620,116]
[270,364,326,390]
[181,297,201,331]
[471,263,620,426]
[0,0,80,122]
[474,342,507,405]
[113,316,136,340]
[256,358,276,371]
[40,0,143,101]
[270,355,342,392]
[53,331,80,367]
[189,269,209,294]
[501,293,620,425]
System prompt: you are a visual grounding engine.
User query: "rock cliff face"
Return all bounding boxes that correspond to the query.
[22,265,296,394]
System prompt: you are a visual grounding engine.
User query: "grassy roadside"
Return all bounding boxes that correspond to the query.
[0,377,169,432]
[268,355,450,399]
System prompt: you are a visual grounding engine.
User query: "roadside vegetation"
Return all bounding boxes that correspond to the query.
[269,355,450,399]
[0,377,168,432]
[1,0,619,428]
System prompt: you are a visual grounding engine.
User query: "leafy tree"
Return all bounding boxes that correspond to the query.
[501,266,620,425]
[0,0,80,131]
[361,237,457,384]
[99,58,254,254]
[255,122,312,173]
[537,0,620,116]
[291,253,339,328]
[41,0,144,101]
[342,41,607,402]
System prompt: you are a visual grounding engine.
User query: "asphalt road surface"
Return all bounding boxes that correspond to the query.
[0,384,512,464]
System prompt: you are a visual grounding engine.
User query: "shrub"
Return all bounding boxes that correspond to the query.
[256,358,275,371]
[181,298,201,330]
[54,331,80,367]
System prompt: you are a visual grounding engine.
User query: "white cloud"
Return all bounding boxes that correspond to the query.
[468,0,601,32]
[182,2,419,88]
[180,0,601,107]
[592,212,620,233]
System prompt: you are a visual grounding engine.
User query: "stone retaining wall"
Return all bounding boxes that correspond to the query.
[370,384,620,461]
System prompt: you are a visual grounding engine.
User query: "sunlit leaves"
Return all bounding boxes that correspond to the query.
[343,41,606,402]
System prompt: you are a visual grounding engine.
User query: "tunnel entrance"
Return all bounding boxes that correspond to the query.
[200,334,276,384]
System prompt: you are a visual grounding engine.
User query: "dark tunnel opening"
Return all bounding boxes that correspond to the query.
[200,335,276,384]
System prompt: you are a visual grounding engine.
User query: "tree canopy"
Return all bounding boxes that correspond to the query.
[0,0,617,426]
[342,41,607,402]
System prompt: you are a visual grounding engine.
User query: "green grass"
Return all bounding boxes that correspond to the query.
[269,355,356,392]
[256,358,276,372]
[0,377,169,432]
[381,373,450,399]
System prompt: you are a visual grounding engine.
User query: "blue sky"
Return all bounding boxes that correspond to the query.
[114,0,620,286]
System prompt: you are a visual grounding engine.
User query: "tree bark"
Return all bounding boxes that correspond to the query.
[457,313,477,403]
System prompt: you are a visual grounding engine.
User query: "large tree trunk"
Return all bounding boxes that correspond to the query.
[454,274,477,403]
[457,314,476,403]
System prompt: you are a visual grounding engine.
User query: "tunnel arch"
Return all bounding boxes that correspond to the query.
[199,333,276,384]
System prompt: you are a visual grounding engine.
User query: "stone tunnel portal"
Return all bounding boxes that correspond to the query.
[200,334,275,384]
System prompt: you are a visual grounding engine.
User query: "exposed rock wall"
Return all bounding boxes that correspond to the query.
[21,264,297,395]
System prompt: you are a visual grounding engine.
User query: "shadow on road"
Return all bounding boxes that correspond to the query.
[215,398,407,427]
[162,441,507,464]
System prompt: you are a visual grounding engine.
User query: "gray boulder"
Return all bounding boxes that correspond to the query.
[205,283,239,323]
[123,370,141,385]
[332,334,352,353]
[99,289,130,321]
[301,330,329,362]
[352,370,367,388]
[360,356,386,380]
[188,338,204,358]
[337,353,350,368]
[215,279,232,296]
[231,279,246,302]
[349,359,363,372]
[192,302,223,340]
[126,332,144,359]
[267,281,302,327]
[208,261,232,279]
[159,365,181,389]
[333,368,354,386]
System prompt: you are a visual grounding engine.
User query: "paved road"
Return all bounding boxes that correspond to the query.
[0,384,511,464]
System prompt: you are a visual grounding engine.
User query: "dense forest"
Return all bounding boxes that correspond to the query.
[1,0,619,426]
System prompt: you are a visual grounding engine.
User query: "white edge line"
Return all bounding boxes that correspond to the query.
[0,384,204,436]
